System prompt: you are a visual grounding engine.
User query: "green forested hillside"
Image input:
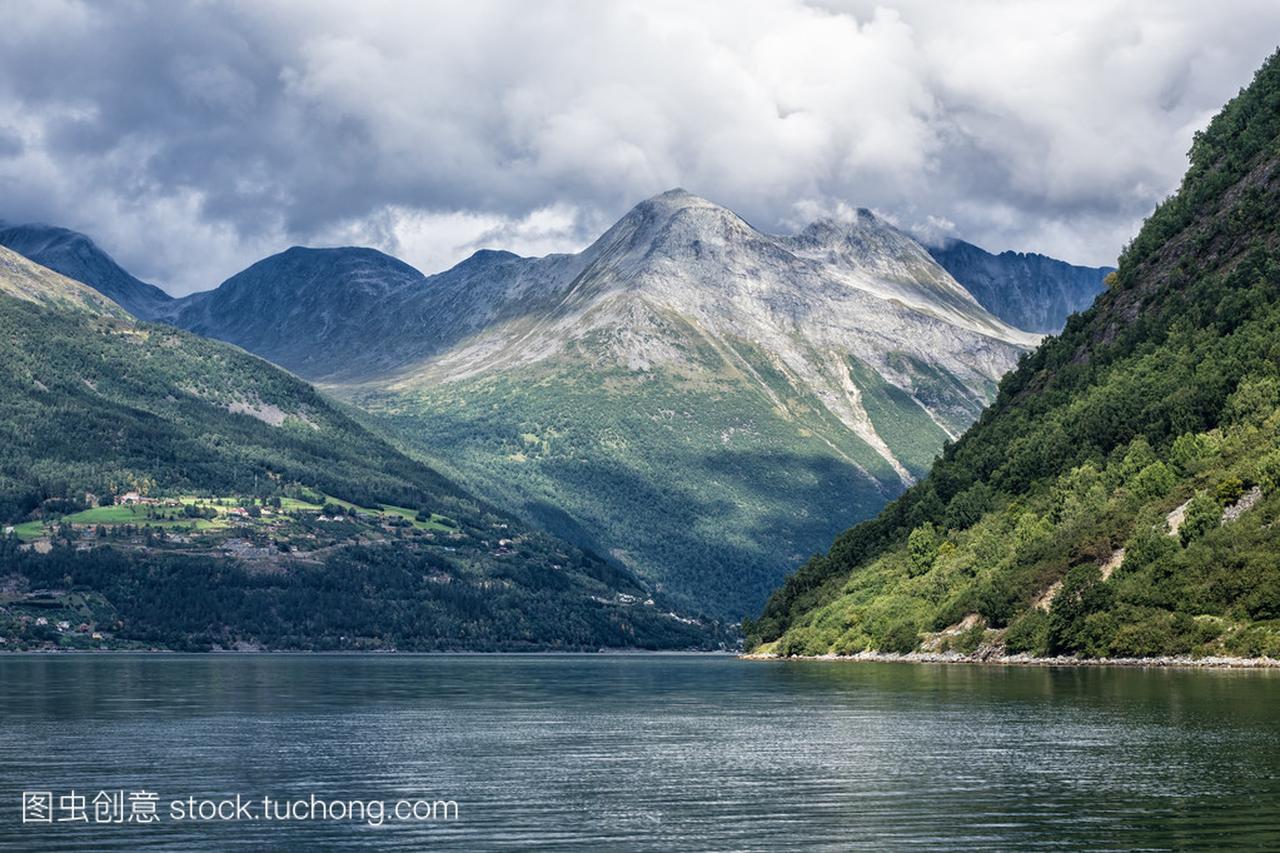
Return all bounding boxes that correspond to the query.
[351,350,912,618]
[0,250,723,650]
[748,51,1280,659]
[0,288,463,522]
[0,244,128,318]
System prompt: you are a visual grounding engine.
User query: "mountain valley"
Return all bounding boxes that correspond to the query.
[160,191,1039,617]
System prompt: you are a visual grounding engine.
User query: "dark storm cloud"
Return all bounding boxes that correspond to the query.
[1,0,1278,294]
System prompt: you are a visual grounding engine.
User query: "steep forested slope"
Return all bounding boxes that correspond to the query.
[749,51,1280,660]
[0,247,472,522]
[0,248,722,651]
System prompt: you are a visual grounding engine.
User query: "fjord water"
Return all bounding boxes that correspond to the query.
[1,655,1278,851]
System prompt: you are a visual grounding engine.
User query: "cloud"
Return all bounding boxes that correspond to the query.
[312,202,598,275]
[0,0,1276,293]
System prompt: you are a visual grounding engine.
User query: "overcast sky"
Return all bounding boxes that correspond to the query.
[1,1,1277,295]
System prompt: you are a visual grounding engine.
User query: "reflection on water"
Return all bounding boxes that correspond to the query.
[1,654,1278,850]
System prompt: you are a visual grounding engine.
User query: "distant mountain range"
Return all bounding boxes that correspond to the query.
[0,193,1108,619]
[927,239,1111,333]
[162,246,436,377]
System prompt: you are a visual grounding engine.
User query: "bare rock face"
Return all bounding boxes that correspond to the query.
[1223,486,1263,523]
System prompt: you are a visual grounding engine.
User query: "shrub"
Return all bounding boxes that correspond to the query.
[1180,491,1221,546]
[778,627,824,657]
[1080,611,1120,658]
[1108,615,1175,658]
[1223,376,1280,426]
[973,579,1020,628]
[1245,579,1280,620]
[1048,564,1114,654]
[1169,432,1217,473]
[1223,626,1270,658]
[1122,523,1179,575]
[906,523,939,577]
[832,629,867,656]
[1214,476,1245,506]
[955,624,985,654]
[1130,462,1177,501]
[1171,612,1220,652]
[878,619,920,654]
[931,595,971,631]
[1253,450,1280,493]
[1004,610,1050,655]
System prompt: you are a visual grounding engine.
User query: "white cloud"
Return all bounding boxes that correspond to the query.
[0,0,1276,292]
[313,203,593,277]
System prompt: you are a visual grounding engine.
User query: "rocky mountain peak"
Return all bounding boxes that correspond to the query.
[211,245,427,302]
[789,209,940,276]
[584,188,762,267]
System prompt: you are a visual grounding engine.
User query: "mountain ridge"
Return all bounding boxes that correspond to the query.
[927,237,1112,333]
[0,224,174,319]
[3,192,1097,620]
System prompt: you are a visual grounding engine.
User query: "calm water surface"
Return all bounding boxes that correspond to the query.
[1,654,1278,850]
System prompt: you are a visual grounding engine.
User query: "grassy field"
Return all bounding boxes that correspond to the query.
[8,494,459,541]
[380,504,457,532]
[278,495,457,531]
[13,502,225,541]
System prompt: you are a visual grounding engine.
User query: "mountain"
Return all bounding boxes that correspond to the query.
[0,245,724,651]
[927,238,1112,333]
[169,190,1037,618]
[748,51,1280,661]
[165,246,433,376]
[0,224,175,319]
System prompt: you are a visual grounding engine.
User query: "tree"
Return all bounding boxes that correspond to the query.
[1170,432,1217,474]
[1256,450,1280,493]
[1224,375,1280,426]
[906,523,939,576]
[1047,564,1115,655]
[1130,461,1176,501]
[1180,491,1221,546]
[878,619,920,654]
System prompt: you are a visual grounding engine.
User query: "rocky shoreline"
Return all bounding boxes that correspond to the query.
[740,650,1280,669]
